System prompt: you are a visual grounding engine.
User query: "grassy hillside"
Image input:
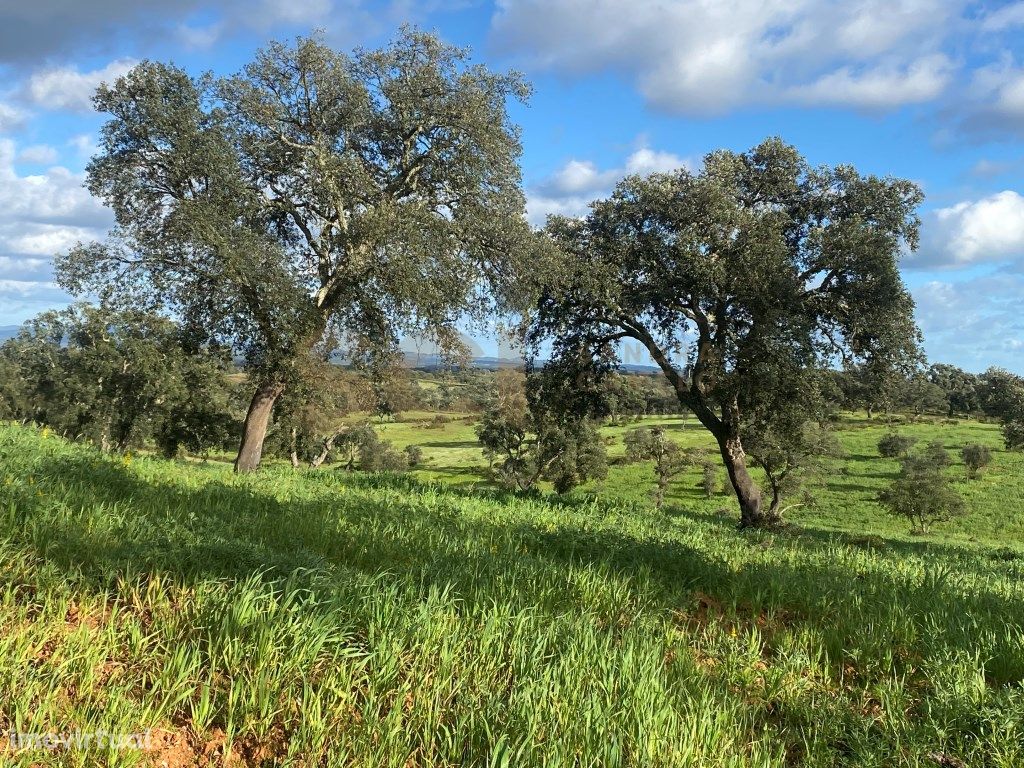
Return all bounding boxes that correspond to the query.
[379,412,1024,548]
[1,422,1023,766]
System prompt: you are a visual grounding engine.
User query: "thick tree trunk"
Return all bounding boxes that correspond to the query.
[234,377,285,474]
[716,432,770,528]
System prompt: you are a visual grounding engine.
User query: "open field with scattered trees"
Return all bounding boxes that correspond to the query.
[0,23,1022,768]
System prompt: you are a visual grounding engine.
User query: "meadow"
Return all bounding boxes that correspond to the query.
[0,415,1022,766]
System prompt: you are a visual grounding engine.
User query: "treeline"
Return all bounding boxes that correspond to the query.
[827,365,1024,447]
[0,305,682,470]
[0,305,238,456]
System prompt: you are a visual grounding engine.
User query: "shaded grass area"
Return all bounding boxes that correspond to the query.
[1,423,1023,766]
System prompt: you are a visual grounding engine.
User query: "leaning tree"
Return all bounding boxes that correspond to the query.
[57,29,532,472]
[528,139,922,527]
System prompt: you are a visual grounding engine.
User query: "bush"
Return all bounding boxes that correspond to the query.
[404,444,423,467]
[923,439,951,468]
[961,443,992,479]
[1004,419,1024,451]
[879,453,965,534]
[878,432,917,458]
[700,463,717,499]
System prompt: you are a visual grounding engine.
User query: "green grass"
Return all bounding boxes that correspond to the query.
[1,420,1023,766]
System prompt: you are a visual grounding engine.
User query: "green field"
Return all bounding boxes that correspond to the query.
[1,418,1023,766]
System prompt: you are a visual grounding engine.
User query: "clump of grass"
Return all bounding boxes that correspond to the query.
[0,423,1023,766]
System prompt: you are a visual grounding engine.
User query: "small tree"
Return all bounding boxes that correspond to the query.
[960,444,992,479]
[922,439,951,468]
[879,453,965,534]
[878,433,918,459]
[745,418,843,519]
[404,444,424,467]
[475,368,608,493]
[1004,420,1024,451]
[624,426,689,510]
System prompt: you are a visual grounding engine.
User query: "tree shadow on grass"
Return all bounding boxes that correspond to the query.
[10,451,1024,688]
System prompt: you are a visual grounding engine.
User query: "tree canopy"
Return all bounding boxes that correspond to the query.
[57,28,533,471]
[527,138,923,526]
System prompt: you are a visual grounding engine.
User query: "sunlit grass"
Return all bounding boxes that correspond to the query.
[0,421,1022,766]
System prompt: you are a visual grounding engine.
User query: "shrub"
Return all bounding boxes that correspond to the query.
[701,463,717,499]
[960,443,992,479]
[878,432,917,458]
[1004,419,1024,451]
[404,444,424,467]
[923,439,951,468]
[879,453,965,534]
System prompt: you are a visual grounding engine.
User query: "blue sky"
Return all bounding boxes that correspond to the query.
[1,0,1023,372]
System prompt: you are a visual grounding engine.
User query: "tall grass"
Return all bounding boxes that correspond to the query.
[0,422,1022,766]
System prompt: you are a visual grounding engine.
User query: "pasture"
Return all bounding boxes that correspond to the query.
[0,417,1022,766]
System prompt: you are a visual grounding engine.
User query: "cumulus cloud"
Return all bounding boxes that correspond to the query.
[980,1,1024,32]
[0,139,111,321]
[0,102,28,133]
[911,191,1024,269]
[16,144,58,165]
[491,0,966,114]
[27,59,138,112]
[526,145,693,226]
[784,55,953,109]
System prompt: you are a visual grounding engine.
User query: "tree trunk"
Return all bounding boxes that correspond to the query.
[289,427,300,469]
[716,432,769,528]
[309,430,343,469]
[234,377,285,473]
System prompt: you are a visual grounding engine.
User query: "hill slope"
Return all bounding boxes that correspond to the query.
[0,423,1022,766]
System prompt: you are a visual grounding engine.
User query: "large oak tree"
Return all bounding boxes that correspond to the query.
[528,139,922,527]
[57,29,532,471]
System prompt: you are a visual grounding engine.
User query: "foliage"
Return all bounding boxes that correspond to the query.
[700,462,718,498]
[404,444,424,467]
[623,426,691,510]
[878,432,918,459]
[1004,420,1024,451]
[527,138,922,526]
[879,451,966,534]
[475,369,607,493]
[927,364,982,417]
[0,304,237,455]
[744,417,843,518]
[961,443,992,479]
[57,28,534,470]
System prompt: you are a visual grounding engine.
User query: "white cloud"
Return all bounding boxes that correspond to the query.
[980,1,1024,32]
[176,22,224,49]
[0,102,27,133]
[527,145,692,226]
[68,134,99,160]
[254,0,334,26]
[912,191,1024,268]
[0,139,111,321]
[785,55,953,109]
[491,0,964,114]
[16,144,58,165]
[27,59,137,113]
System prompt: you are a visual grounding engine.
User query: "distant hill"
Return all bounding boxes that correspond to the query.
[0,326,19,343]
